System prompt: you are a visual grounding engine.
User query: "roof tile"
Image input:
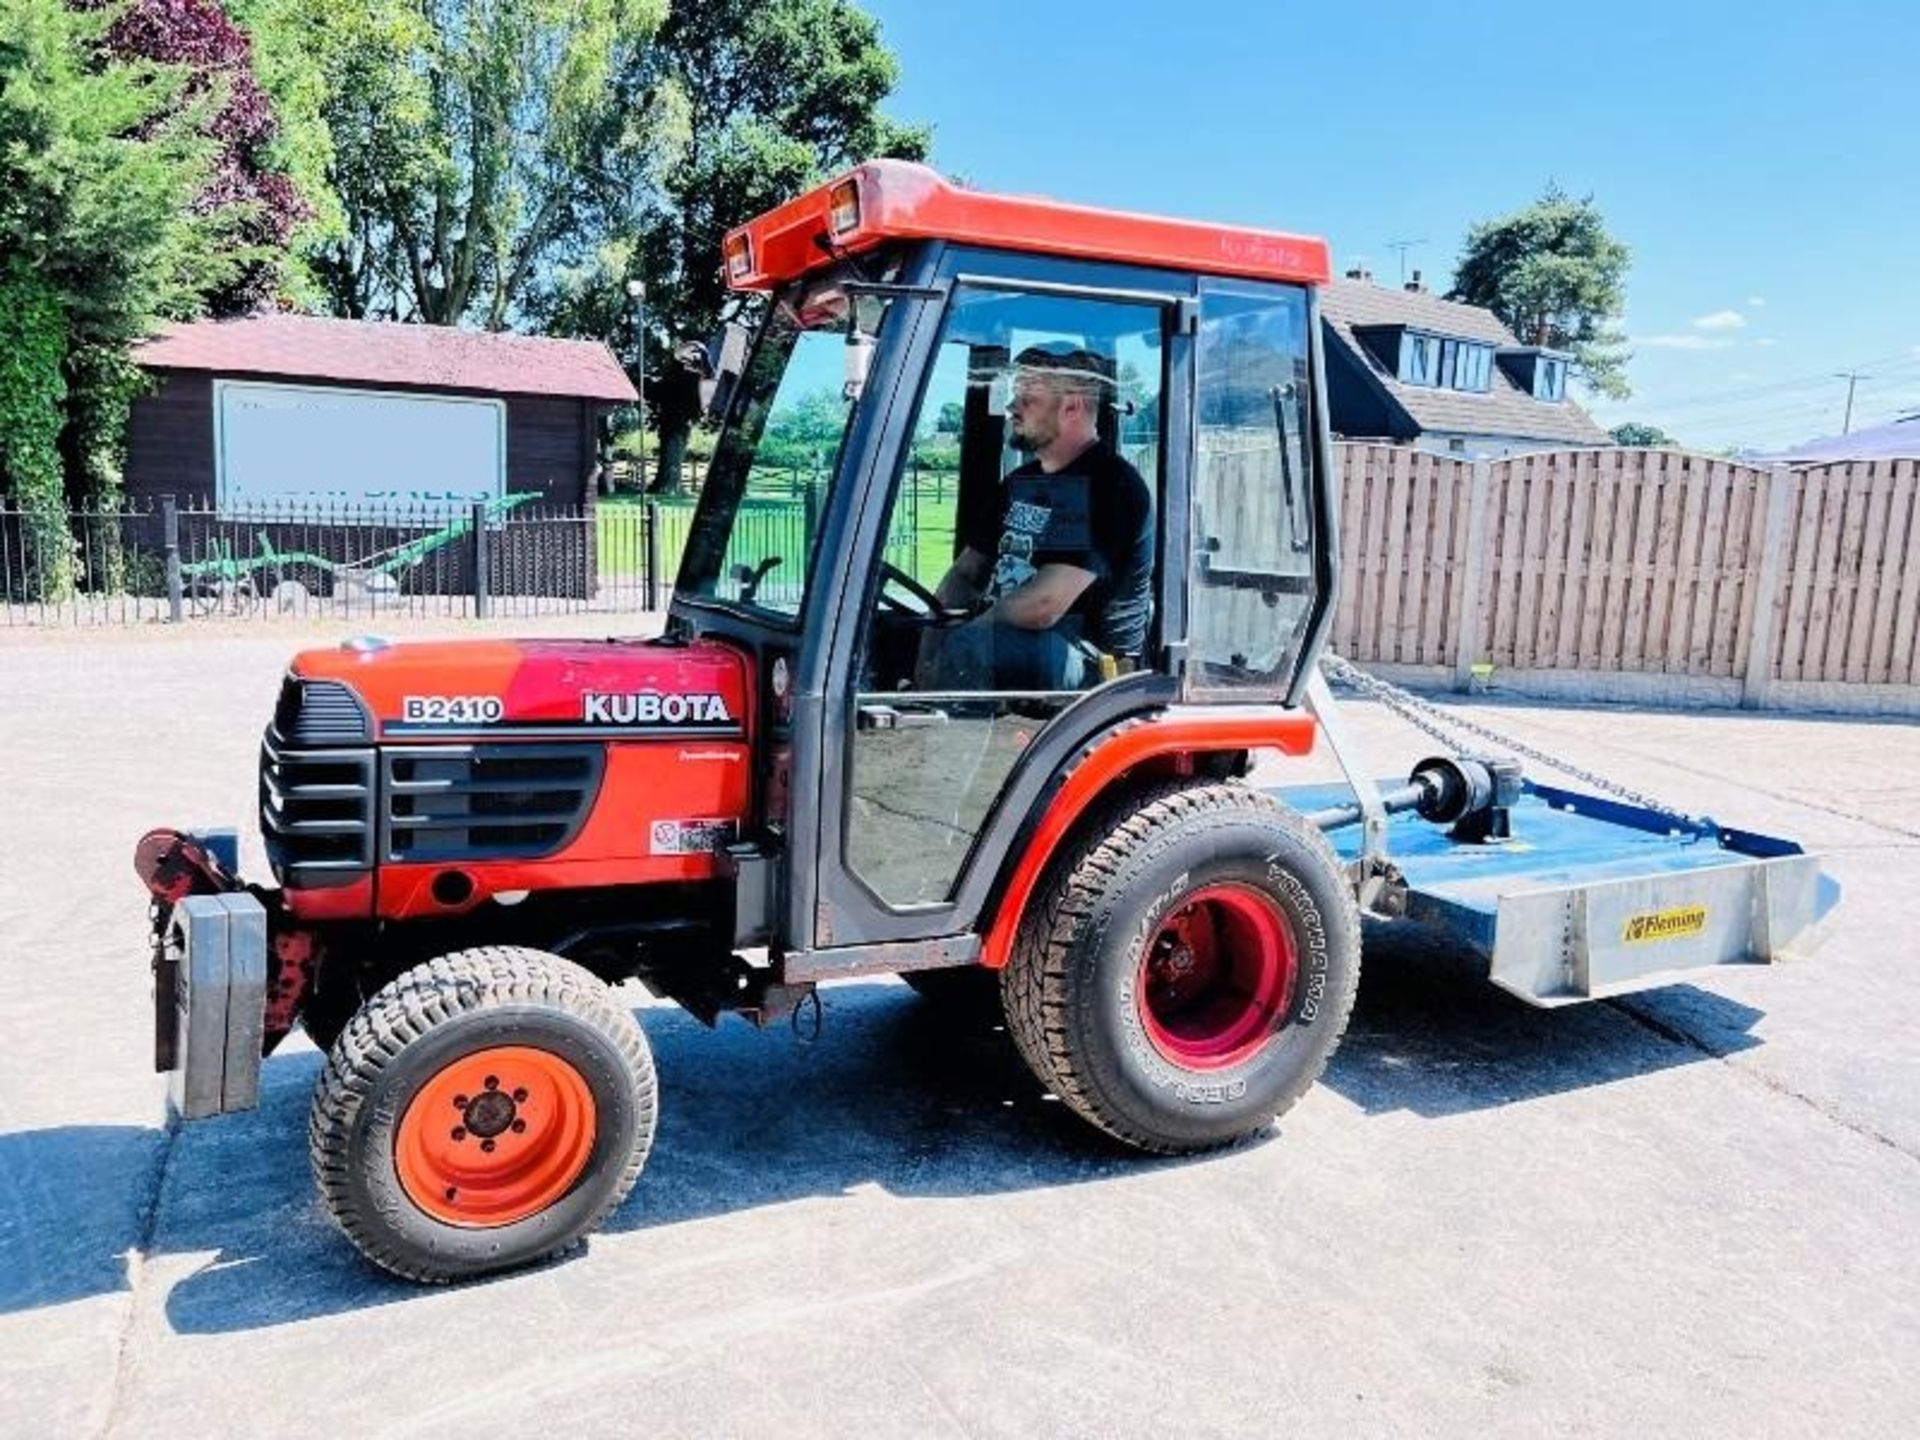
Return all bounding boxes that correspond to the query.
[136,315,638,404]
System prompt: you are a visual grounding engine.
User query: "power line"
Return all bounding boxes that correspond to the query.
[1632,349,1920,413]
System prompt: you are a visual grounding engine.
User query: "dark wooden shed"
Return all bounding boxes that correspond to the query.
[126,315,638,509]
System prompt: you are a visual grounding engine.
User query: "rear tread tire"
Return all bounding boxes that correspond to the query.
[309,946,655,1283]
[1001,780,1360,1153]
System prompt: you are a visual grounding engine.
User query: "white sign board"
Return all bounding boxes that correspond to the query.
[214,381,506,507]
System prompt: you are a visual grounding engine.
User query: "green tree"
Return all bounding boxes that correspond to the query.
[1610,422,1675,447]
[1,0,216,593]
[297,0,671,328]
[534,0,929,491]
[1448,184,1632,400]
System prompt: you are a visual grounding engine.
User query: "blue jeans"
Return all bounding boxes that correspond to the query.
[927,615,1092,691]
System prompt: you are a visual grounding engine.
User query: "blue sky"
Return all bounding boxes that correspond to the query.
[863,0,1919,452]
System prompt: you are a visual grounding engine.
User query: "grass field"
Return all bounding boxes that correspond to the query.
[597,473,961,596]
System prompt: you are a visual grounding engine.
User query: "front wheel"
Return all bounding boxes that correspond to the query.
[309,947,656,1282]
[1001,782,1360,1153]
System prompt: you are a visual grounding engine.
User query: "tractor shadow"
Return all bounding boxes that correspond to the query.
[1323,919,1766,1118]
[0,960,1764,1334]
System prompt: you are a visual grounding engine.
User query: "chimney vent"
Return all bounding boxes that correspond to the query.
[1344,265,1374,283]
[1405,268,1427,293]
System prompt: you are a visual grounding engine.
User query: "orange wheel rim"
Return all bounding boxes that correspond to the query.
[395,1046,598,1228]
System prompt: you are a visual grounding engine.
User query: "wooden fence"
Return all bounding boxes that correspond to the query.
[1332,443,1920,708]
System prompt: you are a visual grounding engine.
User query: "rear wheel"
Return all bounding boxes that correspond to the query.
[309,947,655,1282]
[1001,782,1360,1152]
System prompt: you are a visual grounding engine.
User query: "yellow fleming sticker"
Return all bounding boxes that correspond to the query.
[1622,906,1709,944]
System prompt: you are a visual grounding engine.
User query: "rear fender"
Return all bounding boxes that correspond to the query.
[980,709,1317,969]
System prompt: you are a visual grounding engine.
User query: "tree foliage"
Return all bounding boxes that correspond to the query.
[1448,184,1632,400]
[0,259,74,596]
[298,0,671,328]
[533,0,929,490]
[91,0,310,314]
[1,0,231,535]
[1610,421,1674,447]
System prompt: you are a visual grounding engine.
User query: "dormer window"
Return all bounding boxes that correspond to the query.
[1497,347,1571,402]
[1439,339,1493,392]
[1400,332,1440,385]
[1355,325,1495,392]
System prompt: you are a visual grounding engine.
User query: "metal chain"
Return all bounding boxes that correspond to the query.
[1316,653,1705,826]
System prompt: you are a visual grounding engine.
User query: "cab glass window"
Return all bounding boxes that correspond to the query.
[1188,282,1318,696]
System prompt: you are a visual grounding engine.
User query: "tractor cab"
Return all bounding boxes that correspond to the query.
[668,160,1339,976]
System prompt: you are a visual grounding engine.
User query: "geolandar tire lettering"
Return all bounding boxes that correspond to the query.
[1000,780,1362,1155]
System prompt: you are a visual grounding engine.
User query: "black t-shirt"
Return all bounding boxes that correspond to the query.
[959,443,1153,656]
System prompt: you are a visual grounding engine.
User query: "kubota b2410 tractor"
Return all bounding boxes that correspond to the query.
[137,163,1834,1281]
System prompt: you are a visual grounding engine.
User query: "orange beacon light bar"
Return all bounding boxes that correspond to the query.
[722,160,1332,292]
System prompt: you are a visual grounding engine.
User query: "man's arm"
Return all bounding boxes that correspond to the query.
[993,562,1094,630]
[934,547,992,608]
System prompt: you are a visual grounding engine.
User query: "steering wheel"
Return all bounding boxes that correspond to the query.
[877,561,973,627]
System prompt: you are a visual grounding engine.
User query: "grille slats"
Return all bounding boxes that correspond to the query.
[272,676,372,746]
[381,746,603,863]
[260,733,375,885]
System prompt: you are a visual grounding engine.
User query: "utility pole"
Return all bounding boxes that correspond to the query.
[626,279,648,487]
[1835,369,1870,434]
[1386,238,1427,286]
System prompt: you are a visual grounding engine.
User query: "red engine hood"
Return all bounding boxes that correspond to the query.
[289,636,752,739]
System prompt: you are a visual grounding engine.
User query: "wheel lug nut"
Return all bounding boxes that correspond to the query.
[451,1127,466,1141]
[444,1186,457,1201]
[512,1088,528,1102]
[481,1139,496,1153]
[510,1119,526,1133]
[484,1076,499,1090]
[453,1094,469,1108]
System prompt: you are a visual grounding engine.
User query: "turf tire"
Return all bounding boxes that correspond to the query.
[309,946,655,1283]
[1000,781,1360,1153]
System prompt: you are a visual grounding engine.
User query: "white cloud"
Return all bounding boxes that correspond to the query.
[1692,309,1748,331]
[1757,338,1779,347]
[1746,296,1766,309]
[1638,334,1737,351]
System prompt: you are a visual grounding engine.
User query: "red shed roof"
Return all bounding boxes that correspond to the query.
[725,160,1331,292]
[137,314,638,404]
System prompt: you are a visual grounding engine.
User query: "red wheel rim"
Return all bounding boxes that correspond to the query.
[1136,883,1297,1070]
[395,1046,598,1228]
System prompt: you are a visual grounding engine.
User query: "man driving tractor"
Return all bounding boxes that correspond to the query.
[922,342,1154,690]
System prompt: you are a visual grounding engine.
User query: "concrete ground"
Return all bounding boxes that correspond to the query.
[1,619,1915,1439]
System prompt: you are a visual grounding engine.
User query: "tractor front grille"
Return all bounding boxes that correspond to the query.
[271,676,373,746]
[381,745,604,864]
[260,732,376,887]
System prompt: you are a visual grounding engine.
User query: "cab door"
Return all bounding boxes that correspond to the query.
[791,250,1194,970]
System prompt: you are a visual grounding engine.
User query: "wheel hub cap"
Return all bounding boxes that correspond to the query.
[1136,884,1298,1071]
[395,1046,598,1228]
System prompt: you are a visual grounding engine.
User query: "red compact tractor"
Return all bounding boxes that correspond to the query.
[138,163,1833,1281]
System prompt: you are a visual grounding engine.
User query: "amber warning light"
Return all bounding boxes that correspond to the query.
[724,233,753,282]
[827,179,862,237]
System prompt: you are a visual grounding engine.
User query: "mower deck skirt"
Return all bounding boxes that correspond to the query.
[1271,779,1839,1007]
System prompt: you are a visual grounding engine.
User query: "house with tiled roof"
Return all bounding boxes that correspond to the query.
[1318,271,1610,458]
[126,314,637,509]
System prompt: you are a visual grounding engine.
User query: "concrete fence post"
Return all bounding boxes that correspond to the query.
[471,501,491,619]
[1451,459,1496,692]
[1741,464,1798,709]
[162,497,183,624]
